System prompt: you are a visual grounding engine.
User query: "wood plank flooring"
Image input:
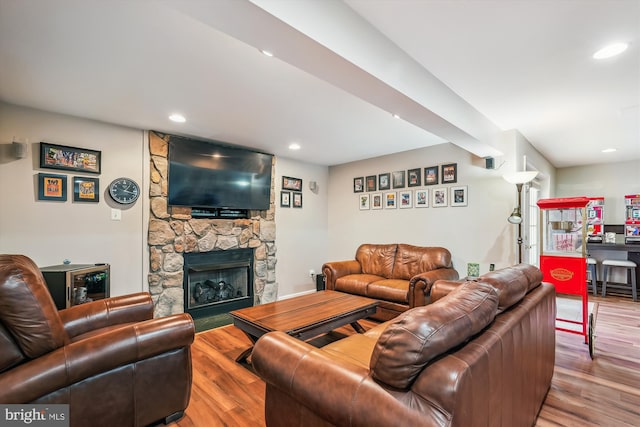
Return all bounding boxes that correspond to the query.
[170,295,640,427]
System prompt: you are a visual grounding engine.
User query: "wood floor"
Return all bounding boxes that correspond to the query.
[169,295,640,427]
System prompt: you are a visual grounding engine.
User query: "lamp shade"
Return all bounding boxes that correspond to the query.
[503,171,539,185]
[508,208,522,224]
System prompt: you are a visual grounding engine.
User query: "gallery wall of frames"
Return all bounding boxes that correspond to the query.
[353,163,468,211]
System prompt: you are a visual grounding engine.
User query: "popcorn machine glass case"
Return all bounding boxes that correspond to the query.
[537,197,590,343]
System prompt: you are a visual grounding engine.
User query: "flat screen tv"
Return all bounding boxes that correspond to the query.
[168,135,273,210]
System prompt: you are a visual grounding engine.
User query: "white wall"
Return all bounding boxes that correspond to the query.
[327,142,522,277]
[555,160,640,224]
[274,157,329,298]
[0,103,147,297]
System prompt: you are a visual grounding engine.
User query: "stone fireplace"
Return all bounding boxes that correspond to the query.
[147,131,277,318]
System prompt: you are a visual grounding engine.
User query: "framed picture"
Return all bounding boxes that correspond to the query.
[280,191,291,207]
[353,177,364,193]
[371,193,383,210]
[37,173,67,201]
[432,187,448,207]
[392,170,405,189]
[407,168,421,187]
[378,173,391,190]
[399,190,412,208]
[451,185,468,207]
[424,166,438,185]
[384,191,397,209]
[359,194,370,210]
[292,192,303,208]
[282,176,302,191]
[415,189,429,208]
[73,176,99,202]
[366,175,377,192]
[40,142,101,174]
[441,163,457,184]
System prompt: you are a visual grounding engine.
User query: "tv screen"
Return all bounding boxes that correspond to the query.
[168,136,273,210]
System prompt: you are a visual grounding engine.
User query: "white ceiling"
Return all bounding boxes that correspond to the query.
[0,0,638,168]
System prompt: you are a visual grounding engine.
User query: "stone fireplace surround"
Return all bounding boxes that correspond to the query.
[148,131,278,317]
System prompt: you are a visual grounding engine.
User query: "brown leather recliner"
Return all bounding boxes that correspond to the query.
[0,254,194,426]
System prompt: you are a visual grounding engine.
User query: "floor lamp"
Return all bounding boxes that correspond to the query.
[503,171,539,264]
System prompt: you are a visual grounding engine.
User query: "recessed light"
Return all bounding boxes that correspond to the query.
[593,42,628,59]
[169,113,186,123]
[392,113,401,119]
[261,49,274,57]
[601,148,617,153]
[288,143,301,150]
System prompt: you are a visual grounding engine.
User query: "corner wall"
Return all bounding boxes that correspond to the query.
[0,102,147,296]
[327,142,521,277]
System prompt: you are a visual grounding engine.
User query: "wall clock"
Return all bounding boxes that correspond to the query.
[108,177,140,205]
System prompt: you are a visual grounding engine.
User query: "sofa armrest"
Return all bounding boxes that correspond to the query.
[59,292,154,339]
[0,313,194,403]
[252,331,430,426]
[408,268,459,306]
[430,279,466,303]
[322,260,362,290]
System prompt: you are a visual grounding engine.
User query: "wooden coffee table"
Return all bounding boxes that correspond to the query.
[230,290,378,363]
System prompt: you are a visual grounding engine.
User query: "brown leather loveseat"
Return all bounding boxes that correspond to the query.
[0,254,195,426]
[322,244,459,320]
[253,264,556,427]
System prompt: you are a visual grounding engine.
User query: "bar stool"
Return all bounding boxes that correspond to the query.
[586,257,598,296]
[601,259,637,301]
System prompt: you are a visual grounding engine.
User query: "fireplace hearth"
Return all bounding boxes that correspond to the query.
[183,249,254,319]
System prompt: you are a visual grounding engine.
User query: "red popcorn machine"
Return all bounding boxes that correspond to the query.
[537,197,595,352]
[625,194,640,244]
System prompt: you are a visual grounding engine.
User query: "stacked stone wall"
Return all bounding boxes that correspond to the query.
[148,131,277,317]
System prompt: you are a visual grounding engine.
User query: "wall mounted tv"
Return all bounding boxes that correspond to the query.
[168,135,273,211]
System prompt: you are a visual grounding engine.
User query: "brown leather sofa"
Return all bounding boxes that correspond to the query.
[253,264,556,427]
[0,254,195,426]
[322,244,459,320]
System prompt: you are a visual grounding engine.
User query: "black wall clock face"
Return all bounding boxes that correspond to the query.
[108,177,140,205]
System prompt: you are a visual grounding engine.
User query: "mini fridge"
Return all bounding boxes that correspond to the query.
[40,263,110,310]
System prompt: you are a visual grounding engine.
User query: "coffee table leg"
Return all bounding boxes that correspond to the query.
[350,321,366,334]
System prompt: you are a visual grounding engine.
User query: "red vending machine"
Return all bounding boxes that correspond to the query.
[587,197,605,243]
[537,197,590,344]
[625,194,640,244]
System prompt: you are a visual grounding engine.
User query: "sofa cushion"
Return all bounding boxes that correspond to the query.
[392,244,452,280]
[369,281,499,389]
[366,279,409,304]
[476,264,535,312]
[355,244,397,278]
[0,255,68,358]
[335,274,386,296]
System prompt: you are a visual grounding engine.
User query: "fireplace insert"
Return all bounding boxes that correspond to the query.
[183,249,254,318]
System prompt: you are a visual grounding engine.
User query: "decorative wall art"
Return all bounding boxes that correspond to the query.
[282,176,302,191]
[424,166,438,185]
[359,194,370,210]
[378,173,391,190]
[384,192,397,209]
[399,190,412,208]
[451,185,468,207]
[40,142,101,174]
[353,177,364,193]
[432,188,448,207]
[415,189,429,208]
[73,176,99,203]
[371,193,383,210]
[392,171,405,189]
[280,191,291,207]
[37,173,67,201]
[407,168,421,187]
[441,163,457,184]
[366,175,377,192]
[292,192,303,208]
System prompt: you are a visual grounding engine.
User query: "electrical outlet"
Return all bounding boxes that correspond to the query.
[309,269,315,278]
